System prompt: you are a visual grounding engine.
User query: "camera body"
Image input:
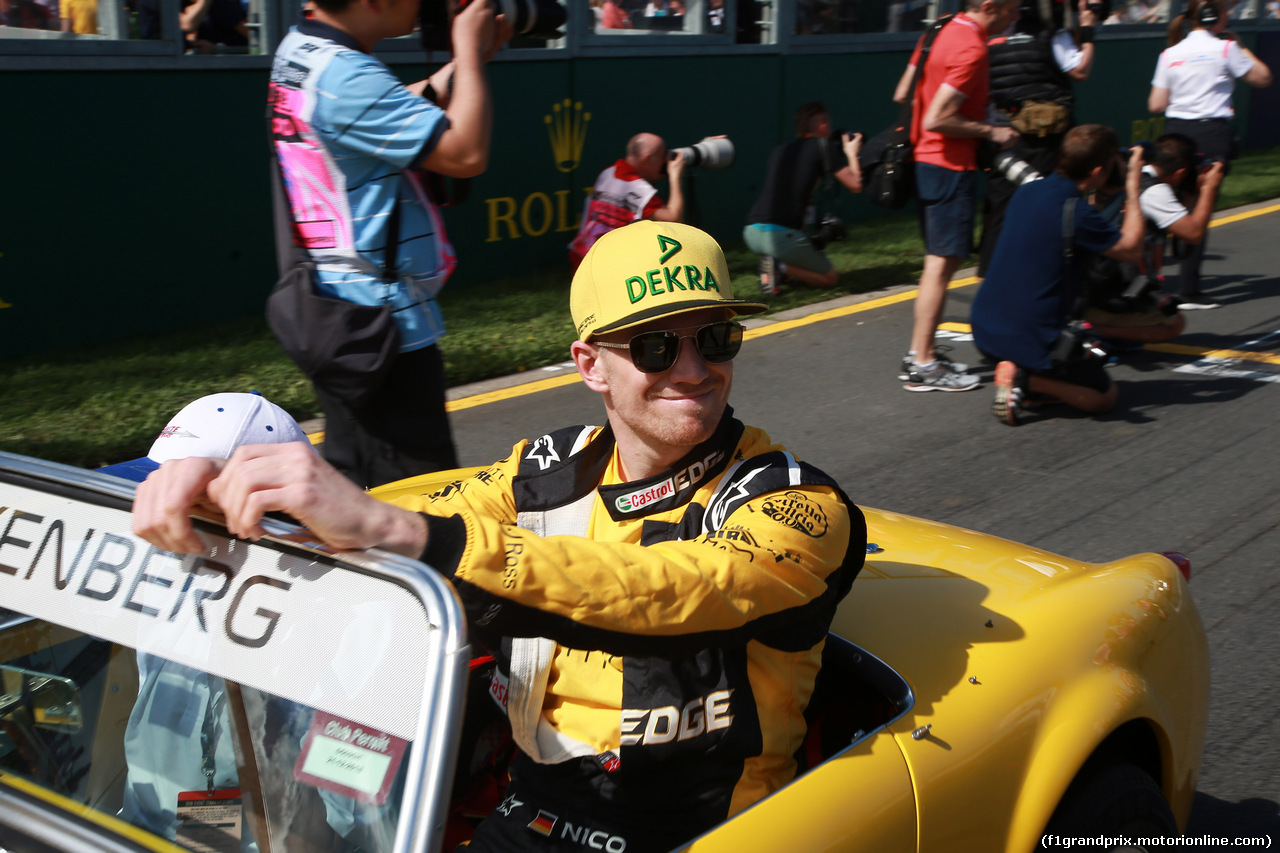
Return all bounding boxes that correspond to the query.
[809,214,847,250]
[421,0,566,52]
[669,136,735,170]
[1051,320,1110,366]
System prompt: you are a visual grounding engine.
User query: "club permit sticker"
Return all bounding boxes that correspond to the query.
[293,711,409,805]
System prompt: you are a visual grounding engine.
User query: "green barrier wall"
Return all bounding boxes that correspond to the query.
[0,32,1269,359]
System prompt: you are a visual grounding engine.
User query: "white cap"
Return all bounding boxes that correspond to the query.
[99,392,311,482]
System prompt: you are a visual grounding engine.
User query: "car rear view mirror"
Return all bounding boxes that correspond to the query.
[0,664,84,733]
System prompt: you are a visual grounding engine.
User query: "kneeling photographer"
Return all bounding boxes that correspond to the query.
[1129,132,1226,310]
[1072,137,1211,348]
[743,101,863,295]
[971,125,1145,426]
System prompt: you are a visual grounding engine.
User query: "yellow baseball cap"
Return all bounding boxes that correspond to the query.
[571,221,767,341]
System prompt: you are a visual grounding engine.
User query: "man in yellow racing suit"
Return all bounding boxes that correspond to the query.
[131,221,866,852]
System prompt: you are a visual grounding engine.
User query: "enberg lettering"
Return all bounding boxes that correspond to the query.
[0,503,289,650]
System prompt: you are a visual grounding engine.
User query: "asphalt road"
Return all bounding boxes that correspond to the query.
[442,199,1280,840]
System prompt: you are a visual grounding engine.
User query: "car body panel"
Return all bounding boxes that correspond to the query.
[1,456,1210,853]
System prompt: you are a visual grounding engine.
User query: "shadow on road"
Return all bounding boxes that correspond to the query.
[1187,791,1280,839]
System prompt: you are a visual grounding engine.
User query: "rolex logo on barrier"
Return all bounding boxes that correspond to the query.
[545,99,590,173]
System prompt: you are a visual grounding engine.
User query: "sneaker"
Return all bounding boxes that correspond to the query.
[1177,294,1221,310]
[992,361,1026,425]
[903,361,982,392]
[758,256,780,297]
[898,346,970,381]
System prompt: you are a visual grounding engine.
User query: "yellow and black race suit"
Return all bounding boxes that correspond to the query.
[389,409,865,848]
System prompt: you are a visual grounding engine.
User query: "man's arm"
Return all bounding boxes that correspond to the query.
[1163,161,1226,244]
[428,484,859,657]
[132,444,429,558]
[892,62,916,104]
[1240,48,1273,87]
[923,84,1019,147]
[1064,0,1097,81]
[419,0,503,178]
[1148,85,1170,114]
[1102,147,1148,263]
[649,151,685,222]
[834,132,863,194]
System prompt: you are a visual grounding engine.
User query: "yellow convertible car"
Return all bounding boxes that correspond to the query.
[0,452,1208,853]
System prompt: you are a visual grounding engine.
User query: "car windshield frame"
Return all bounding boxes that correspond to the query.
[0,450,470,853]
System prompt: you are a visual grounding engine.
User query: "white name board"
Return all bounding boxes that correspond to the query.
[0,481,432,741]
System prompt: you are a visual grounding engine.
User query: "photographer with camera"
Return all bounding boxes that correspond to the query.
[743,102,863,296]
[971,125,1146,425]
[1147,0,1271,309]
[568,133,687,271]
[977,0,1100,277]
[268,0,511,489]
[1075,132,1218,347]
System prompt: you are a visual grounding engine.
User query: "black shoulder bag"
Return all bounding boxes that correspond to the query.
[264,159,402,410]
[860,14,954,210]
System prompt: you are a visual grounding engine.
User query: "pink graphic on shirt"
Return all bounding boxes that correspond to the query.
[269,82,350,252]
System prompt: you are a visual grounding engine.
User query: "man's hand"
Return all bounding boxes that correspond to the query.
[1078,0,1099,27]
[841,131,863,163]
[988,125,1019,149]
[666,149,686,181]
[1124,143,1145,197]
[133,443,429,558]
[451,0,499,61]
[1198,159,1226,194]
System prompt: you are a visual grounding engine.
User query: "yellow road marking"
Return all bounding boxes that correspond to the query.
[1210,203,1280,228]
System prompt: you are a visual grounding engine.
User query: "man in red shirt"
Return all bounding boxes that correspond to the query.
[892,0,1020,391]
[569,133,686,270]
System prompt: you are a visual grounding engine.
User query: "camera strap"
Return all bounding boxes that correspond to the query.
[1061,196,1089,320]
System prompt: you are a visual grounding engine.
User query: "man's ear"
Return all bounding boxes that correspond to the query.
[571,340,611,394]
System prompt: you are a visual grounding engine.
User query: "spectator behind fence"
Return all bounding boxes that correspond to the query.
[1148,0,1272,309]
[742,101,863,296]
[131,221,866,853]
[971,125,1146,425]
[568,133,685,271]
[978,0,1099,277]
[268,0,511,490]
[891,0,1020,392]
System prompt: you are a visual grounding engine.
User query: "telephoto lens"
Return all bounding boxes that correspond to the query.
[669,137,735,170]
[992,150,1042,186]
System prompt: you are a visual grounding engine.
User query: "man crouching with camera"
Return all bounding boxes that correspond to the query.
[970,124,1145,426]
[1070,133,1229,355]
[743,102,863,296]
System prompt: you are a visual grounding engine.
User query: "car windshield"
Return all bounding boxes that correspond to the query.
[0,452,468,853]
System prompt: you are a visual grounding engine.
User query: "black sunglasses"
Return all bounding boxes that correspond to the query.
[595,321,744,374]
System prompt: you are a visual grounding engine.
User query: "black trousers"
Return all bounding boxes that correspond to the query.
[314,343,458,489]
